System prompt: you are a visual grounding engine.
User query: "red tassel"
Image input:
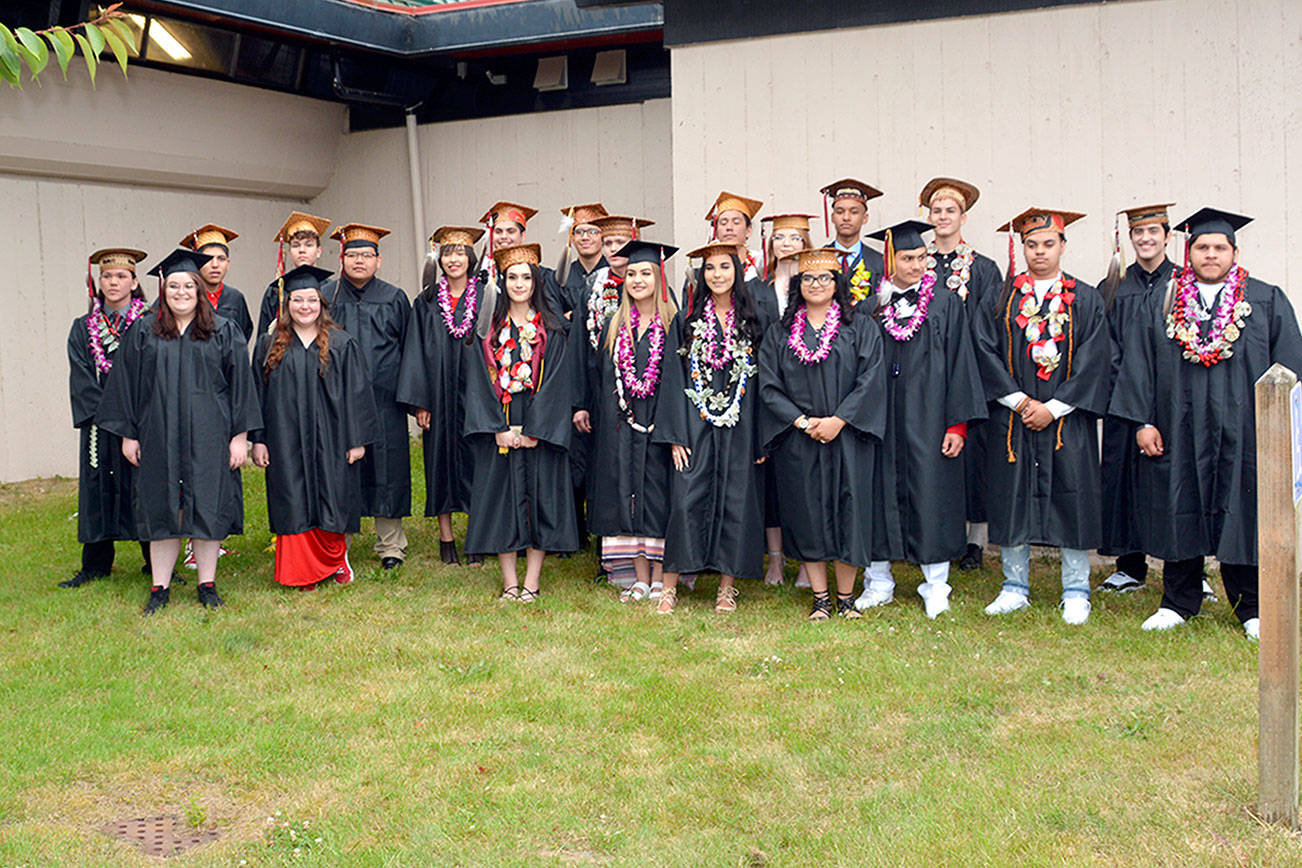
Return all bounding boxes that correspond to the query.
[760,222,769,280]
[823,191,830,238]
[1007,230,1016,278]
[659,251,668,303]
[276,241,285,278]
[86,255,95,300]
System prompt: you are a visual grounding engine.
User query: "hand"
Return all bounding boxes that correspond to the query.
[229,433,249,470]
[251,443,270,467]
[941,432,965,457]
[415,409,431,431]
[573,410,592,434]
[671,444,692,472]
[1137,426,1164,457]
[122,438,140,466]
[806,416,846,444]
[1021,400,1054,431]
[346,446,366,464]
[520,435,539,449]
[494,431,519,450]
[755,455,767,465]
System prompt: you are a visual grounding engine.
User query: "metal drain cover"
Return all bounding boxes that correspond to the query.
[102,814,219,857]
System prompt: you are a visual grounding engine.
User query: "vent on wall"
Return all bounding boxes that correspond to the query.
[590,49,627,86]
[533,55,568,92]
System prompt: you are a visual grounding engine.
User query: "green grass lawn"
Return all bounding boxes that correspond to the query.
[0,444,1297,866]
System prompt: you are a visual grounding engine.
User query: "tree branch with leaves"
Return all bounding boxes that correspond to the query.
[0,3,134,88]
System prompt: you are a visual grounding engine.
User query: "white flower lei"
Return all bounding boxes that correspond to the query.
[925,240,975,300]
[681,314,755,428]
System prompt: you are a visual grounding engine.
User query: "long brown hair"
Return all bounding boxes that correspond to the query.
[153,272,215,340]
[263,289,338,378]
[604,267,678,356]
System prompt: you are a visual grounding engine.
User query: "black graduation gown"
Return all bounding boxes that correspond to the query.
[1097,259,1173,556]
[653,315,765,578]
[872,288,989,563]
[753,277,785,325]
[257,279,281,339]
[96,314,262,541]
[570,269,623,493]
[758,312,886,566]
[587,315,674,539]
[394,284,483,517]
[1109,276,1302,565]
[327,276,413,519]
[972,275,1111,549]
[753,278,788,527]
[557,256,606,316]
[250,329,379,535]
[208,284,254,344]
[67,310,140,544]
[462,319,578,554]
[930,247,1004,525]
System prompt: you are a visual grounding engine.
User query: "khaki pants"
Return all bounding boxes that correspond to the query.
[372,517,408,561]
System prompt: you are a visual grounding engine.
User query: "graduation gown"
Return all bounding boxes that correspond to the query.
[587,315,674,539]
[68,309,141,544]
[1109,275,1302,565]
[462,319,578,554]
[327,276,413,519]
[570,269,624,493]
[257,279,281,339]
[872,287,988,563]
[653,315,765,578]
[758,311,886,566]
[96,314,262,541]
[556,256,606,317]
[929,246,1004,525]
[207,284,254,343]
[394,284,482,517]
[251,328,379,535]
[1097,259,1173,555]
[972,276,1111,549]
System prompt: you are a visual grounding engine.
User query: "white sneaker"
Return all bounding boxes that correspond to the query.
[1244,617,1260,640]
[1098,571,1144,593]
[984,590,1029,615]
[917,583,951,619]
[1141,607,1186,631]
[854,586,894,611]
[1061,598,1091,625]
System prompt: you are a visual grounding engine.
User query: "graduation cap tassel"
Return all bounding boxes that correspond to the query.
[823,191,831,239]
[276,241,285,278]
[1101,212,1124,310]
[1007,229,1016,278]
[659,250,668,304]
[86,255,95,301]
[760,222,769,281]
[883,229,895,283]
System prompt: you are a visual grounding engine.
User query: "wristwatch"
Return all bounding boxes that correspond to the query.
[795,416,809,430]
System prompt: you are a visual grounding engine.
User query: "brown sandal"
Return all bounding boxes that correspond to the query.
[715,585,739,613]
[655,586,678,614]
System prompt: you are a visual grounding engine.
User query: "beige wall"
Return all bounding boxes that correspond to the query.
[668,0,1299,299]
[311,99,675,296]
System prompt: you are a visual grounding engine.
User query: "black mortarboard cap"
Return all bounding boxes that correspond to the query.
[615,240,679,265]
[867,219,933,251]
[1175,207,1252,246]
[148,248,212,278]
[281,264,334,295]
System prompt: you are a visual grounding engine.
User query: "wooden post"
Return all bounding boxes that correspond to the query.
[1255,362,1300,827]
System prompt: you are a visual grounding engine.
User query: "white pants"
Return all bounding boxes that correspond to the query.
[866,560,952,597]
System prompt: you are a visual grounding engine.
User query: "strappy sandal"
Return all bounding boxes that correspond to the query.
[648,581,664,600]
[655,586,677,614]
[808,591,832,621]
[499,585,520,602]
[620,581,651,603]
[836,593,863,619]
[715,585,739,613]
[518,587,541,604]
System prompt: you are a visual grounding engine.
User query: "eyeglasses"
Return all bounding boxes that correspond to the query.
[343,251,377,261]
[572,227,601,237]
[800,274,835,286]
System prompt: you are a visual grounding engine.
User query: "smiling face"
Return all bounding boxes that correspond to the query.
[624,261,658,304]
[164,272,199,320]
[799,270,836,307]
[572,224,602,258]
[1190,234,1237,283]
[703,254,735,296]
[1023,231,1065,279]
[771,229,806,260]
[1129,223,1169,267]
[504,263,535,305]
[197,244,229,288]
[892,247,928,288]
[440,244,470,281]
[287,287,322,328]
[98,267,138,309]
[714,211,750,246]
[927,197,966,242]
[493,221,524,250]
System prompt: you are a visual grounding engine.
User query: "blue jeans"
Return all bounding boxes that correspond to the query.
[999,544,1090,601]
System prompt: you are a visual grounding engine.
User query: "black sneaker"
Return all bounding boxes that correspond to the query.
[381,557,403,570]
[958,543,984,571]
[58,570,105,589]
[143,586,170,615]
[197,582,224,608]
[439,541,460,565]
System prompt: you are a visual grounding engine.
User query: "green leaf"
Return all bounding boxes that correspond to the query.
[15,28,48,77]
[47,28,74,78]
[0,27,21,87]
[106,17,135,52]
[83,21,105,57]
[102,28,129,79]
[73,32,97,85]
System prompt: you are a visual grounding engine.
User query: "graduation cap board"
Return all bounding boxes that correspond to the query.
[275,212,331,243]
[560,203,608,228]
[480,202,538,229]
[868,220,934,282]
[819,178,883,235]
[780,248,843,274]
[919,177,981,212]
[758,214,816,278]
[429,226,485,249]
[614,240,678,302]
[331,223,391,251]
[148,248,213,278]
[87,248,147,300]
[1175,207,1252,245]
[592,215,654,240]
[492,242,542,273]
[181,224,238,253]
[997,208,1085,276]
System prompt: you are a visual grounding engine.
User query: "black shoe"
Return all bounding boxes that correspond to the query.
[197,582,224,608]
[143,586,170,615]
[958,543,984,571]
[381,557,403,570]
[592,568,609,584]
[439,541,460,565]
[59,570,105,589]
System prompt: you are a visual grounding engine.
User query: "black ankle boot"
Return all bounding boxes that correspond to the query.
[439,540,460,565]
[143,586,170,615]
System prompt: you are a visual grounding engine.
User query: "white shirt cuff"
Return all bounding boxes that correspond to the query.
[1044,399,1074,419]
[998,391,1029,411]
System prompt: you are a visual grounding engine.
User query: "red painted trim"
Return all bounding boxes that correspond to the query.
[341,0,531,15]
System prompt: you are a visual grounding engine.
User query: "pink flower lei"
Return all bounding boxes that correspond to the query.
[879,272,936,342]
[1165,264,1251,366]
[699,295,736,369]
[437,274,478,339]
[787,300,842,364]
[613,306,666,433]
[88,296,147,375]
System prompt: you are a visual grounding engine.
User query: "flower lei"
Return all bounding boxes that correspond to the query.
[698,296,736,369]
[492,311,542,403]
[682,306,755,428]
[586,271,622,350]
[879,273,936,342]
[788,301,842,364]
[925,240,975,300]
[613,307,666,433]
[88,296,147,375]
[1013,274,1076,381]
[437,275,478,339]
[1165,264,1251,366]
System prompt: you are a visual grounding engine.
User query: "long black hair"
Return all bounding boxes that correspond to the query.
[420,243,480,303]
[488,263,565,336]
[683,253,763,347]
[779,270,853,328]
